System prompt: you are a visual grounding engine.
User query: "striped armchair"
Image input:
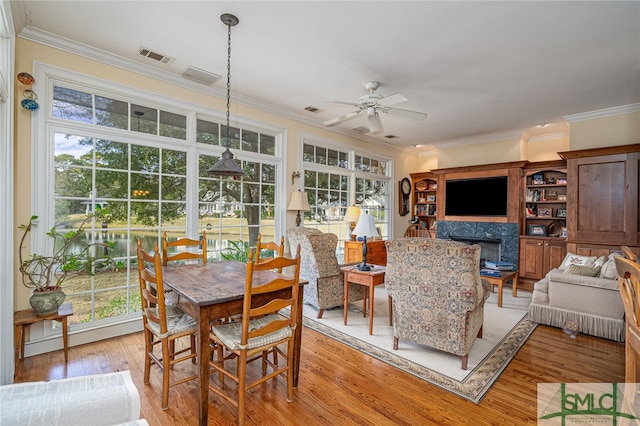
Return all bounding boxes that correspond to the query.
[287,227,363,318]
[384,238,490,370]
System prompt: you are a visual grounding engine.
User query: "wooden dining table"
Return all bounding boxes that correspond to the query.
[153,260,306,426]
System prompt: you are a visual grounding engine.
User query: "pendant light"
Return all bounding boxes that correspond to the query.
[207,13,244,177]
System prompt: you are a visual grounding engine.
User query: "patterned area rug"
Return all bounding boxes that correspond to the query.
[300,286,536,403]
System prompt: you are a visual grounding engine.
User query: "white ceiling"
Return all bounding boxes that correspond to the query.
[11,1,640,149]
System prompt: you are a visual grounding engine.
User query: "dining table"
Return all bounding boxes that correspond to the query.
[153,260,306,426]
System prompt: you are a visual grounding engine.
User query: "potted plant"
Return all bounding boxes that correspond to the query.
[19,212,119,316]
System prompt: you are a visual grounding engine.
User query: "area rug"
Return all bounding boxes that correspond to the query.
[300,286,536,403]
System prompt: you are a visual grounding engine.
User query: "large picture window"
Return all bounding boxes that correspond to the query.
[35,73,283,329]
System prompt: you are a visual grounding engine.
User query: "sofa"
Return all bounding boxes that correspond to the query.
[0,370,148,425]
[528,251,625,342]
[286,227,363,318]
[384,238,490,370]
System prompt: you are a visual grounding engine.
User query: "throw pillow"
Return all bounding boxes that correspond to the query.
[593,256,606,268]
[564,263,601,277]
[559,252,597,270]
[599,251,623,280]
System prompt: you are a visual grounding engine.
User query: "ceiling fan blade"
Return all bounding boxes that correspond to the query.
[377,93,407,106]
[326,100,360,108]
[323,110,363,127]
[368,112,384,134]
[385,106,428,122]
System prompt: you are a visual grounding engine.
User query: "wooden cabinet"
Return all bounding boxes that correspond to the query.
[344,240,387,266]
[409,172,438,232]
[518,236,567,282]
[559,146,640,247]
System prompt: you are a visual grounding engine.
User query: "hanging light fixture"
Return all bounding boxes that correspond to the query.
[207,13,244,177]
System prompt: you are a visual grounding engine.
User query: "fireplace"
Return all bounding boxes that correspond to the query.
[450,236,501,267]
[436,221,519,267]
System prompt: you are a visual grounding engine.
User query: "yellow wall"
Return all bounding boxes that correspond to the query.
[525,135,569,162]
[569,111,640,150]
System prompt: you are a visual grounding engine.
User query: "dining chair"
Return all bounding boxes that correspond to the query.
[614,255,640,383]
[208,244,302,426]
[161,231,207,265]
[621,246,638,262]
[255,234,285,272]
[404,223,432,238]
[136,240,198,410]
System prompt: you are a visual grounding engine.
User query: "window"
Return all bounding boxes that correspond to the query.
[35,72,283,329]
[302,140,391,261]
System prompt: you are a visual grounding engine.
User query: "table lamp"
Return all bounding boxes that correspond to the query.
[344,205,361,240]
[351,212,379,271]
[287,190,310,227]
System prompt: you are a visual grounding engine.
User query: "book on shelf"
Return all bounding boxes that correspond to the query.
[484,261,516,271]
[480,269,501,277]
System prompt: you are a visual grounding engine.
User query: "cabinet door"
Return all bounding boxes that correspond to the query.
[519,238,544,279]
[567,153,638,245]
[544,240,567,272]
[344,241,362,264]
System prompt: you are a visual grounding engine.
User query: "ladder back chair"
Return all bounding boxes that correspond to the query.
[614,255,640,383]
[404,223,432,238]
[255,234,285,272]
[621,245,638,262]
[161,231,207,265]
[208,245,302,426]
[136,241,198,410]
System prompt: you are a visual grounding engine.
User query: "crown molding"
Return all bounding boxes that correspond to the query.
[564,103,640,123]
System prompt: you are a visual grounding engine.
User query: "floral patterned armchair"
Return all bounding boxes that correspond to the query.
[287,227,363,318]
[384,238,490,370]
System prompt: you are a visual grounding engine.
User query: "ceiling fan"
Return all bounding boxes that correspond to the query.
[323,81,428,135]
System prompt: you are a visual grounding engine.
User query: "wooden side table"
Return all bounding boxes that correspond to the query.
[341,265,390,335]
[481,271,518,308]
[14,302,73,376]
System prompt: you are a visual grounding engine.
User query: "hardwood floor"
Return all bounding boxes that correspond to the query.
[14,324,623,425]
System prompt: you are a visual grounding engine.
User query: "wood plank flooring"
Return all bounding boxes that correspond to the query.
[14,324,624,425]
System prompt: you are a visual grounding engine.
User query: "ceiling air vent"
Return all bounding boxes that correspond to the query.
[385,135,399,139]
[181,67,221,85]
[137,46,175,65]
[304,106,323,113]
[352,126,370,134]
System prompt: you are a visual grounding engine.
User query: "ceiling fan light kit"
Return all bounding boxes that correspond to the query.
[324,80,427,135]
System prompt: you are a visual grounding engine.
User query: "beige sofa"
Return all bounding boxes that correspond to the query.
[528,251,624,342]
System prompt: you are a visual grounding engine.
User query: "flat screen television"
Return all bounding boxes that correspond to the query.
[445,176,508,216]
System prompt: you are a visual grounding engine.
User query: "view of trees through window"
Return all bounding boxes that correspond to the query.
[45,83,280,326]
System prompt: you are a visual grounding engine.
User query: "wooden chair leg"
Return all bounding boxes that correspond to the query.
[161,337,171,410]
[237,351,248,426]
[317,308,325,319]
[143,330,152,385]
[393,336,399,350]
[461,355,468,370]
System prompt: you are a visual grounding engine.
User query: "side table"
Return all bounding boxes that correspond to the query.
[341,265,390,335]
[481,271,518,308]
[14,302,73,376]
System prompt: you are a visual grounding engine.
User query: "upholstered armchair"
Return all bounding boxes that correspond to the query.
[384,238,490,370]
[287,227,363,318]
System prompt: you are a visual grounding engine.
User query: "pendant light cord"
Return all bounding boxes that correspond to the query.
[225,20,232,147]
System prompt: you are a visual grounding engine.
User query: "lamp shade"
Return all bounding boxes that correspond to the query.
[344,205,361,223]
[352,212,379,239]
[287,190,311,212]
